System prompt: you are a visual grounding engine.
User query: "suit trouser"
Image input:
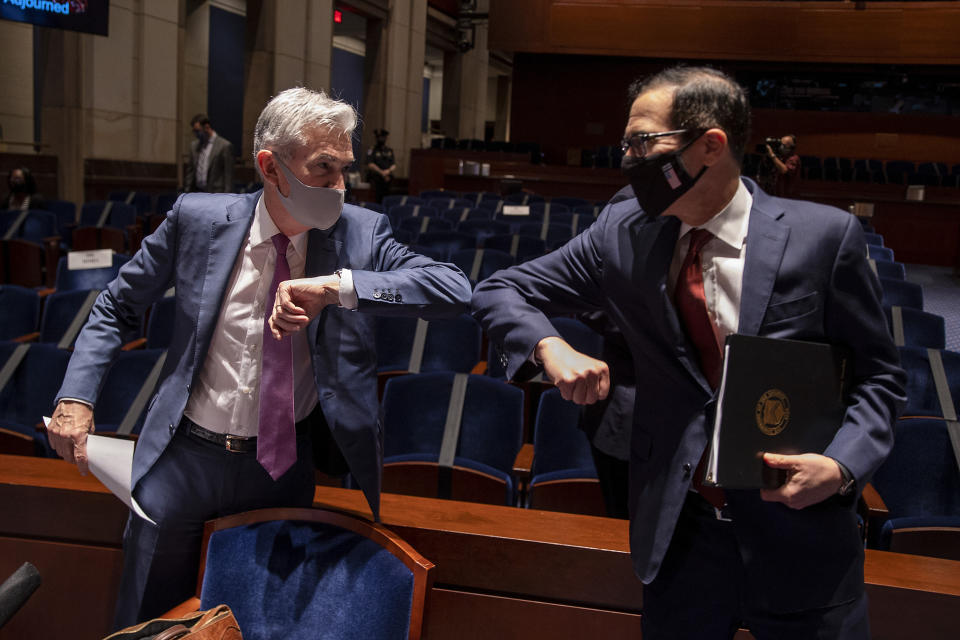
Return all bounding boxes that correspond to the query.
[640,492,870,640]
[112,421,316,630]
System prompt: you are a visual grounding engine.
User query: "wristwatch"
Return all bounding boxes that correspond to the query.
[837,462,856,496]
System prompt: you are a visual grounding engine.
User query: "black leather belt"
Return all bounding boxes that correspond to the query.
[183,418,258,453]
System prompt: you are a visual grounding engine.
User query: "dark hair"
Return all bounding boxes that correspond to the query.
[8,166,36,194]
[628,66,751,164]
[190,113,211,127]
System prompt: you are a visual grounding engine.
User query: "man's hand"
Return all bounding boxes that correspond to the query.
[269,275,340,339]
[535,336,610,405]
[760,453,844,510]
[47,400,95,475]
[765,143,776,158]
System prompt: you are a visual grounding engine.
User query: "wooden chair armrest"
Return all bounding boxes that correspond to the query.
[860,483,888,518]
[13,332,40,343]
[470,361,488,375]
[512,442,534,481]
[121,337,148,351]
[161,596,202,619]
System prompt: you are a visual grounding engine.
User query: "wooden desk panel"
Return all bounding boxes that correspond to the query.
[3,456,959,639]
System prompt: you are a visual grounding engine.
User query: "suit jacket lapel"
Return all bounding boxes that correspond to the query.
[739,190,789,336]
[195,197,255,367]
[305,228,343,347]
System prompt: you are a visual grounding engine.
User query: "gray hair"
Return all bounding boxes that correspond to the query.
[253,87,358,172]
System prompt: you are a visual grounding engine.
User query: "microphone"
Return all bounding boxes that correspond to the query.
[0,562,41,629]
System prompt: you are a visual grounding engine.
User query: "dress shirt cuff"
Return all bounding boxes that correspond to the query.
[338,268,358,310]
[59,397,94,409]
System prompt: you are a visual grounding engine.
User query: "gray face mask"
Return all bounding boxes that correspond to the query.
[275,158,345,230]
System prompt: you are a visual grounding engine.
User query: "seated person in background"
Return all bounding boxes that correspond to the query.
[3,166,45,211]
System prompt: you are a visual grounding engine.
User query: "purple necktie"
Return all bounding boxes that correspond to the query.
[257,233,296,480]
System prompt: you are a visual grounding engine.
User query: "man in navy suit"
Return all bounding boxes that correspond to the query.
[472,67,905,638]
[47,88,471,628]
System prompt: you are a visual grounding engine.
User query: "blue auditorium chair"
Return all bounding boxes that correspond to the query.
[450,248,514,285]
[897,347,960,418]
[79,201,138,229]
[381,372,524,505]
[867,245,894,262]
[863,232,884,247]
[459,192,500,207]
[869,259,905,280]
[382,195,425,211]
[455,219,509,245]
[155,192,180,214]
[359,201,384,213]
[93,349,166,435]
[0,343,72,456]
[54,253,130,291]
[374,314,481,377]
[108,191,154,215]
[868,418,960,561]
[550,197,590,209]
[883,306,945,350]
[426,197,474,211]
[512,222,575,249]
[503,193,545,206]
[32,289,106,348]
[528,202,570,215]
[0,285,40,341]
[396,216,454,241]
[526,388,604,516]
[878,277,923,310]
[177,507,434,640]
[387,205,439,230]
[441,207,491,225]
[483,233,545,263]
[573,203,604,218]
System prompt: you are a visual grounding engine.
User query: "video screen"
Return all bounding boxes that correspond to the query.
[0,1,109,36]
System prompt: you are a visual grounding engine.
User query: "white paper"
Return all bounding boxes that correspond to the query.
[43,417,156,524]
[502,205,531,216]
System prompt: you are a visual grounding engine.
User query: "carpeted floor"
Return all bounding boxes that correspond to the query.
[904,263,960,352]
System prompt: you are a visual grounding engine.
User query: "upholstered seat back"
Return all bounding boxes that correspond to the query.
[199,519,417,640]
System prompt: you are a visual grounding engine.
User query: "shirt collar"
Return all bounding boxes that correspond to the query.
[251,195,309,259]
[679,178,752,250]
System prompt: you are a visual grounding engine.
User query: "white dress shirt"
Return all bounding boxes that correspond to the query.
[184,196,356,436]
[667,179,753,350]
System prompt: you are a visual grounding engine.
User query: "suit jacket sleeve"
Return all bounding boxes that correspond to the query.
[349,214,472,317]
[55,205,180,405]
[821,214,906,485]
[472,210,608,381]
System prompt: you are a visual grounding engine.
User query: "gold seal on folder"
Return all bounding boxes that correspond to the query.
[755,389,790,436]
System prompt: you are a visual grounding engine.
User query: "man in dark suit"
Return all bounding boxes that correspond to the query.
[185,113,235,193]
[47,88,472,629]
[472,67,905,639]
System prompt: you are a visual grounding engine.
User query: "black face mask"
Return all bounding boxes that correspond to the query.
[9,180,25,193]
[621,136,707,218]
[195,130,208,145]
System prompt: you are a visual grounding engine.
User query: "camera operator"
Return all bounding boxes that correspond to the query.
[756,134,799,197]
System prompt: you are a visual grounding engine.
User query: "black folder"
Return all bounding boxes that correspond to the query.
[703,334,850,489]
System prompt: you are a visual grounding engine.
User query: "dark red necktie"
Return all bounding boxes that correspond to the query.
[257,233,297,480]
[674,228,726,508]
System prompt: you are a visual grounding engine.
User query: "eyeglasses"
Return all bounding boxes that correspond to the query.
[619,129,692,157]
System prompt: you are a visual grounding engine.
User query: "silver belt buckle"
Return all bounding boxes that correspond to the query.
[224,434,247,453]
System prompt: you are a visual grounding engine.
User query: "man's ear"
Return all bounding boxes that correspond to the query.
[258,150,282,190]
[701,128,728,167]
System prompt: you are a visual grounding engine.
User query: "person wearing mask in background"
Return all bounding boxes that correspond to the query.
[366,128,396,203]
[3,166,45,211]
[46,88,471,630]
[185,113,235,193]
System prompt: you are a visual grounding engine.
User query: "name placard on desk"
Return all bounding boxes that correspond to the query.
[67,249,113,270]
[502,205,531,216]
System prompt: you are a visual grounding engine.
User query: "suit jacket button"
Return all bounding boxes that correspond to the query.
[373,291,381,299]
[385,293,394,302]
[169,423,175,433]
[682,463,692,477]
[395,293,402,303]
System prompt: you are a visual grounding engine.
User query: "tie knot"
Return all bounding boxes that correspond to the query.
[687,228,713,255]
[271,233,290,256]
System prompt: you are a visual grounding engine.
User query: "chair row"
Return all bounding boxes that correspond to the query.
[796,157,960,187]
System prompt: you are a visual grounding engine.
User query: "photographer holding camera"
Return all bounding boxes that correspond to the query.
[756,134,799,196]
